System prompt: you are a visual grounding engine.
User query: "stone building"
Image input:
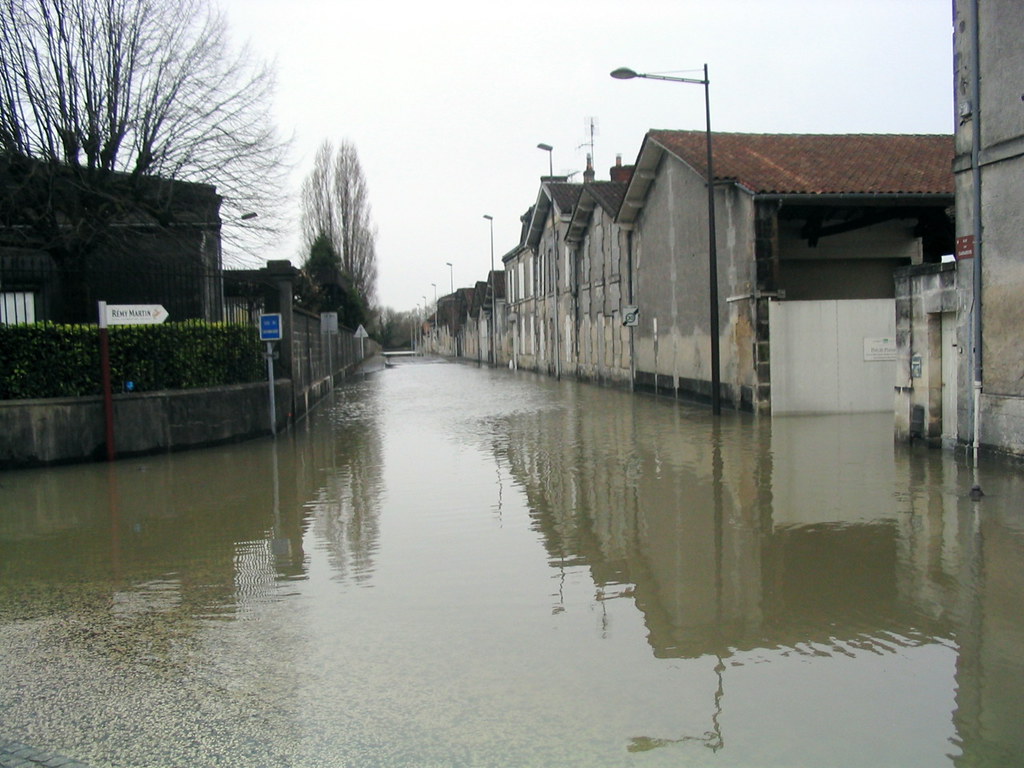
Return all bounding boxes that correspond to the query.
[564,157,633,386]
[505,178,582,376]
[950,0,1024,455]
[618,130,954,414]
[0,161,224,324]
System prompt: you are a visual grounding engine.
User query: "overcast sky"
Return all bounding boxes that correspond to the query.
[217,0,954,313]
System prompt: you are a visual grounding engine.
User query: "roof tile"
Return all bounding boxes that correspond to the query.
[649,131,954,195]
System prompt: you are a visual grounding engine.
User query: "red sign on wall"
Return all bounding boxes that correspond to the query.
[956,235,975,260]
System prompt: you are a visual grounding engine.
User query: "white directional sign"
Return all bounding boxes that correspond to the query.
[105,304,169,325]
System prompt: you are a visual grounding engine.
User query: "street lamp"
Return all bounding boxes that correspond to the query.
[537,143,554,176]
[537,142,560,379]
[611,65,721,415]
[483,214,496,365]
[445,261,455,355]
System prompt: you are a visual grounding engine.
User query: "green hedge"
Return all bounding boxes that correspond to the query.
[0,322,264,400]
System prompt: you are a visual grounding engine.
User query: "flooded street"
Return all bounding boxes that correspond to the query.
[2,357,1023,767]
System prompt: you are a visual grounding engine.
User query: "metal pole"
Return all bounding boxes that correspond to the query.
[98,301,116,461]
[550,192,561,379]
[485,215,496,365]
[703,64,722,415]
[970,0,983,461]
[446,261,454,356]
[327,335,334,392]
[266,341,276,436]
[610,65,722,413]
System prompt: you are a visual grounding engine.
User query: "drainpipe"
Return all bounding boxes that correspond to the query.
[627,228,635,391]
[550,191,561,380]
[970,0,983,461]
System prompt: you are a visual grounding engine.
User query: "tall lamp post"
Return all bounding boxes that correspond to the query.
[429,283,437,353]
[483,215,497,365]
[537,142,560,379]
[611,65,721,415]
[445,261,455,356]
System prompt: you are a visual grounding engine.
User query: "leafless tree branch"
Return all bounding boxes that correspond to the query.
[0,0,289,265]
[299,138,378,309]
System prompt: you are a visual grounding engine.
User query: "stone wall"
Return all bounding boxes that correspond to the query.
[894,262,961,447]
[0,380,291,468]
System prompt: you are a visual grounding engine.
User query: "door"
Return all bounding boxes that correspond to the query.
[941,311,958,444]
[770,299,896,415]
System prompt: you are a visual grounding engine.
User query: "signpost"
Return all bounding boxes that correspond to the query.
[355,323,369,360]
[322,313,338,391]
[260,313,283,435]
[105,304,169,325]
[260,313,283,342]
[98,302,169,461]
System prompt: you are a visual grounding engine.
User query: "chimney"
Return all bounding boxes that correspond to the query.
[609,153,634,183]
[583,153,595,183]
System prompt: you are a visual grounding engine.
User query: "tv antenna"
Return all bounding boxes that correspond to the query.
[578,116,599,162]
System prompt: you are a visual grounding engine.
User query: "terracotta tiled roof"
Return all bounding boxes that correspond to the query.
[649,130,954,195]
[548,182,582,212]
[585,181,628,216]
[565,181,629,244]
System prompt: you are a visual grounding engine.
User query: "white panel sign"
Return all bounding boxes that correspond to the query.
[106,304,168,325]
[863,337,897,362]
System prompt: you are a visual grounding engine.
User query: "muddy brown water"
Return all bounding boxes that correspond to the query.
[2,356,1022,767]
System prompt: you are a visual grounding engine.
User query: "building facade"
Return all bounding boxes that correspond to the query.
[951,0,1024,455]
[564,169,632,386]
[619,131,954,414]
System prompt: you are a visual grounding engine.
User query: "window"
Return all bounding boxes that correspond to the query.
[1,291,36,324]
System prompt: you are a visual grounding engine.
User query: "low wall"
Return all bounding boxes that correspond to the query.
[0,379,292,469]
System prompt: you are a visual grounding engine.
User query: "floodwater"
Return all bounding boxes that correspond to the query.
[1,357,1023,768]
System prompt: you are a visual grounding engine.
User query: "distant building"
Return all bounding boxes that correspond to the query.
[0,159,223,324]
[564,156,632,386]
[507,176,582,376]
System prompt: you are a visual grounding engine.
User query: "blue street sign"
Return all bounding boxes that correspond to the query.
[260,313,283,341]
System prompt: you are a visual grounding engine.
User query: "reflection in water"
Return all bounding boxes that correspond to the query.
[489,385,1024,764]
[1,359,1023,767]
[303,375,385,585]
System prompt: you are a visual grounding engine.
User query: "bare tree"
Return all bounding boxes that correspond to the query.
[0,0,288,265]
[299,138,378,310]
[334,141,377,308]
[299,140,338,255]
